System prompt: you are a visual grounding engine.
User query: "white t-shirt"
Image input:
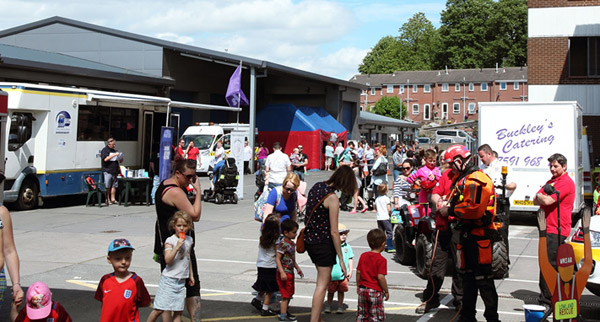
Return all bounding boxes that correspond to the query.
[214,146,225,164]
[480,158,514,197]
[334,146,345,156]
[375,195,391,221]
[265,150,291,185]
[256,239,280,268]
[244,145,252,161]
[162,234,194,279]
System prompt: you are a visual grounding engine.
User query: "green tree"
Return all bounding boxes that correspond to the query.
[373,96,406,119]
[488,0,527,67]
[358,36,404,74]
[436,0,495,69]
[397,12,441,70]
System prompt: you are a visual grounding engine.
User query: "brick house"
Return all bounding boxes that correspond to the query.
[528,0,600,163]
[350,67,528,124]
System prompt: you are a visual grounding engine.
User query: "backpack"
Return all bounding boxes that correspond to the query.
[254,186,282,222]
[372,158,388,176]
[450,168,496,228]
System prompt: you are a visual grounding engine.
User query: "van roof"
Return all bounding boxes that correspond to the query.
[182,125,224,136]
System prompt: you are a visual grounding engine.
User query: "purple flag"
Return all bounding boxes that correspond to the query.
[225,64,249,107]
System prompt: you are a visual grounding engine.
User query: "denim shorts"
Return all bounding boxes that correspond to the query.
[153,275,186,311]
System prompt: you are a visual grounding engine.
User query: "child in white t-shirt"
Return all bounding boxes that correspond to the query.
[373,183,395,253]
[147,211,194,322]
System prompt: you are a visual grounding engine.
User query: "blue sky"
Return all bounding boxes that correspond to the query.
[0,0,446,80]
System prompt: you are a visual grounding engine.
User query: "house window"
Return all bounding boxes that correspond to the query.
[455,83,460,92]
[400,85,404,94]
[441,103,448,119]
[424,104,431,120]
[424,84,431,93]
[514,82,520,90]
[453,103,460,114]
[386,85,393,94]
[442,83,449,92]
[468,83,474,91]
[569,37,600,76]
[370,88,376,95]
[481,83,488,91]
[499,82,507,90]
[412,104,419,114]
[412,85,418,93]
[468,103,476,114]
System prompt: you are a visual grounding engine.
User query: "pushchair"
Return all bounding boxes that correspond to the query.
[202,158,239,204]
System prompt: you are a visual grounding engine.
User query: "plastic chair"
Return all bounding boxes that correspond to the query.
[86,176,107,207]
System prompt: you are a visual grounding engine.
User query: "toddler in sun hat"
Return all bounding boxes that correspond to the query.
[11,281,72,322]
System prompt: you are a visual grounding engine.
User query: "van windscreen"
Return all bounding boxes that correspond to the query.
[183,135,215,149]
[437,130,456,136]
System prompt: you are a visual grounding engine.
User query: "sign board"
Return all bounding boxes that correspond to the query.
[230,130,245,199]
[159,127,174,182]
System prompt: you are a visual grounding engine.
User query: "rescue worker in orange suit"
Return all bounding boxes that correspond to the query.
[537,208,592,321]
[438,145,499,322]
[415,154,462,314]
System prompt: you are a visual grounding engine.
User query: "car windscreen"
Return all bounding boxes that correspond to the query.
[182,134,215,150]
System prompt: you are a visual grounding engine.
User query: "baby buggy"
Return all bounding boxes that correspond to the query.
[203,158,239,204]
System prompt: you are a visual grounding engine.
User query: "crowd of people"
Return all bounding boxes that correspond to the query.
[0,135,588,322]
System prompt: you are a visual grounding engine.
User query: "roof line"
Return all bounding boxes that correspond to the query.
[0,16,364,89]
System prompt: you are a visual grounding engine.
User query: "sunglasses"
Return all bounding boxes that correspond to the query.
[402,167,412,170]
[178,171,196,181]
[284,186,297,193]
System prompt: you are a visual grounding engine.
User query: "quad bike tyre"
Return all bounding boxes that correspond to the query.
[415,234,433,279]
[492,239,509,279]
[394,224,415,265]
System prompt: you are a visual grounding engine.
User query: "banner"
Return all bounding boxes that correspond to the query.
[159,126,174,182]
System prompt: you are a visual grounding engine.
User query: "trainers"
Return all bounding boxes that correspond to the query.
[336,306,345,314]
[287,313,297,321]
[349,210,357,214]
[279,314,297,322]
[386,248,396,253]
[324,305,331,313]
[250,298,262,312]
[261,309,277,316]
[415,301,440,314]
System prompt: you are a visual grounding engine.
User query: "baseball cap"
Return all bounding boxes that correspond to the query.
[26,282,52,319]
[108,238,135,253]
[556,243,575,267]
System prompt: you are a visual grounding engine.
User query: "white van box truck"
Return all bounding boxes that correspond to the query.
[478,102,585,219]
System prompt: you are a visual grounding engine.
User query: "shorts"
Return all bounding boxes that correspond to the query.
[160,245,200,298]
[276,272,295,299]
[357,287,385,322]
[327,279,349,293]
[103,172,119,189]
[252,267,279,293]
[153,275,186,311]
[306,241,336,267]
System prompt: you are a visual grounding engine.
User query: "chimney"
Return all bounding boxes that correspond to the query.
[495,63,498,73]
[445,66,448,74]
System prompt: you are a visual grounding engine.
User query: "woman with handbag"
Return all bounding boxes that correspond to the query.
[370,145,388,187]
[262,173,300,223]
[302,165,357,322]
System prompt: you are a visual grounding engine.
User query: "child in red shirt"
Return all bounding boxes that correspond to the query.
[12,281,72,322]
[95,239,151,322]
[356,229,389,321]
[276,219,304,322]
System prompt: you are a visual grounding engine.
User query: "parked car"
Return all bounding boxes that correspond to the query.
[568,214,600,296]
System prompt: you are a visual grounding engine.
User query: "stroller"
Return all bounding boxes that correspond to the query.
[202,158,239,204]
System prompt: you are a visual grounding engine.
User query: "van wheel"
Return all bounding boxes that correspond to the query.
[17,178,39,210]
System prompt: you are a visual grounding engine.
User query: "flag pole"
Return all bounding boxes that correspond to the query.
[237,60,242,125]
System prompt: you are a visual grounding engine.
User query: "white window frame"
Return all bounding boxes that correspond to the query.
[499,82,507,90]
[468,102,476,114]
[453,103,460,114]
[412,84,418,93]
[370,88,376,95]
[468,83,474,91]
[514,82,519,90]
[400,85,404,94]
[441,103,448,119]
[424,104,431,120]
[480,83,488,91]
[424,84,431,93]
[442,83,449,92]
[455,83,460,92]
[386,85,393,94]
[412,103,419,115]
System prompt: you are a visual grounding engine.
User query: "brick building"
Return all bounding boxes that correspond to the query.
[528,0,600,163]
[350,67,528,124]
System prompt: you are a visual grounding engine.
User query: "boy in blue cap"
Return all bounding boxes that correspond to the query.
[95,238,151,322]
